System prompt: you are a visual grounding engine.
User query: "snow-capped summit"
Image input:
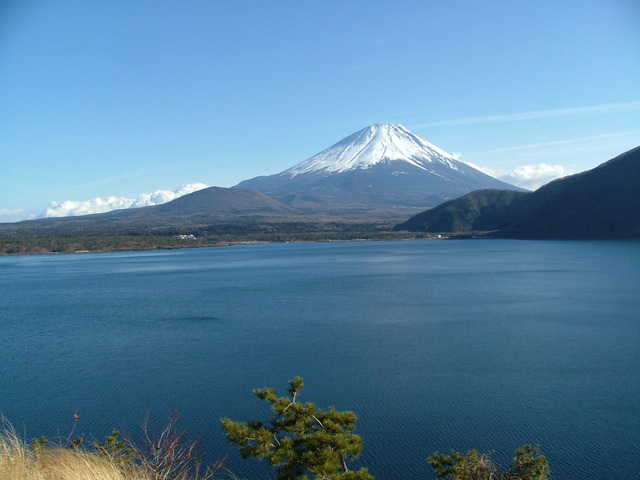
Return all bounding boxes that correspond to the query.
[286,124,459,176]
[235,124,524,218]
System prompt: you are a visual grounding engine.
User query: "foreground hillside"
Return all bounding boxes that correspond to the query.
[396,146,640,239]
[0,424,222,480]
[0,445,146,480]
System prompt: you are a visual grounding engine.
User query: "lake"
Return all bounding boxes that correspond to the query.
[1,239,639,479]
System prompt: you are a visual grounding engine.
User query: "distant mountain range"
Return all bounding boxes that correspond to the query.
[0,188,297,234]
[395,146,640,239]
[3,125,637,242]
[2,124,522,233]
[235,124,523,217]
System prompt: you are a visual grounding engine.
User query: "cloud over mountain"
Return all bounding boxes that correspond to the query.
[0,208,33,223]
[463,162,570,190]
[43,183,209,218]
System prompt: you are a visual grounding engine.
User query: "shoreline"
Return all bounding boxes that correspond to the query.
[0,231,449,257]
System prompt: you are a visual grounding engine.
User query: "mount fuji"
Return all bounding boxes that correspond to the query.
[236,124,523,217]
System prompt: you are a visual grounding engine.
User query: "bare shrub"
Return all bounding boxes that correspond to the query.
[129,413,223,480]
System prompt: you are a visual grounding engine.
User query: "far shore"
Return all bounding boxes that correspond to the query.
[0,231,455,256]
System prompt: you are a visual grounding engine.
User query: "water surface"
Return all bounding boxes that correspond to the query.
[1,240,638,479]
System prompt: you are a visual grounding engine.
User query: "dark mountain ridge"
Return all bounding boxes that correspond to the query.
[395,146,640,239]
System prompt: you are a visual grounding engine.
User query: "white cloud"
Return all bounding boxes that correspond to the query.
[465,162,571,191]
[0,208,38,223]
[130,183,210,208]
[459,129,640,190]
[43,183,209,218]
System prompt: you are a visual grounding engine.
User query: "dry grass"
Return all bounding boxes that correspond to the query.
[0,425,146,480]
[0,420,228,480]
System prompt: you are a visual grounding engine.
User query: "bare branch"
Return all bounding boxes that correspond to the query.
[311,415,324,428]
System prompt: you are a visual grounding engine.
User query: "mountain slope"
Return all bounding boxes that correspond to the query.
[395,146,640,239]
[394,189,528,233]
[0,187,299,235]
[116,187,296,217]
[285,123,463,174]
[236,124,523,216]
[502,146,640,238]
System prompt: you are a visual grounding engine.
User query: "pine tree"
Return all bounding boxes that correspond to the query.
[93,429,137,465]
[428,444,550,480]
[221,377,374,480]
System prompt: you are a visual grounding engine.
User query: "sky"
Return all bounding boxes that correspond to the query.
[1,0,639,222]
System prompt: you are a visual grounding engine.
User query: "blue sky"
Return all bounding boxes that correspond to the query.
[2,0,639,221]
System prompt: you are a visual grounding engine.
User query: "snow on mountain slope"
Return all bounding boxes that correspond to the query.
[286,124,460,175]
[235,123,524,217]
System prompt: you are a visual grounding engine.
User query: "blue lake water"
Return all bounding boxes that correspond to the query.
[1,239,639,479]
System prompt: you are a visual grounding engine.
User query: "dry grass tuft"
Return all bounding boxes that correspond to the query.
[37,448,147,480]
[0,425,146,480]
[0,419,227,480]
